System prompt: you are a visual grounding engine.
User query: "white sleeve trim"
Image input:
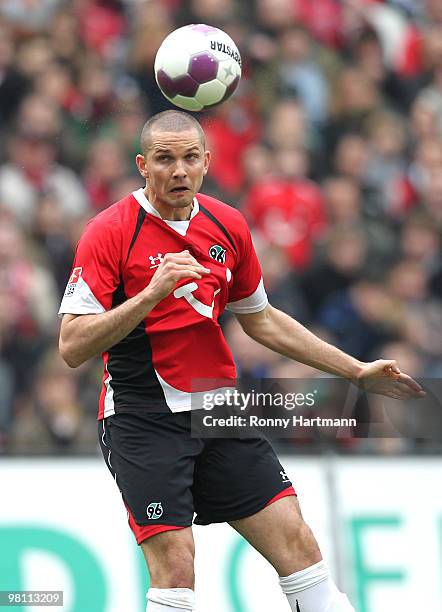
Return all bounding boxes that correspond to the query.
[58,276,106,317]
[226,278,268,314]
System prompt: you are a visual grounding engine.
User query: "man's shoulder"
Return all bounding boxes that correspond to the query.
[85,193,138,233]
[197,193,246,228]
[78,194,139,254]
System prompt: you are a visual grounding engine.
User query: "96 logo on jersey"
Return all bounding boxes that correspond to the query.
[146,502,164,520]
[209,244,227,263]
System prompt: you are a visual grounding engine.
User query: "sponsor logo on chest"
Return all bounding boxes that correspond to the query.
[148,253,164,269]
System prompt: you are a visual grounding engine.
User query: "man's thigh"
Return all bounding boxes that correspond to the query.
[193,435,295,525]
[98,412,203,542]
[230,496,322,575]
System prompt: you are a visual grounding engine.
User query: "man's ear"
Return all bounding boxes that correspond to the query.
[203,150,211,176]
[135,154,148,179]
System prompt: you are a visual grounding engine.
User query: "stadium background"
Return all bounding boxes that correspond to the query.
[0,1,441,611]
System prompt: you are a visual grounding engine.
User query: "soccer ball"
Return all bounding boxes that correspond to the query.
[154,24,242,112]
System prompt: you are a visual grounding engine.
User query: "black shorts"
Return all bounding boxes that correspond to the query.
[98,411,294,543]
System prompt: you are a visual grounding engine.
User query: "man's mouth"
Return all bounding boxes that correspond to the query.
[170,186,190,193]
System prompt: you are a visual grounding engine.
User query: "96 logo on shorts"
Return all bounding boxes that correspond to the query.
[146,502,164,520]
[280,470,290,483]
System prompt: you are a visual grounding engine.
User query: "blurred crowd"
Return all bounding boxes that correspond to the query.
[0,0,440,455]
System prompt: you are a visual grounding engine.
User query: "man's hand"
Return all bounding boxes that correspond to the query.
[60,250,210,368]
[355,360,426,400]
[145,250,210,304]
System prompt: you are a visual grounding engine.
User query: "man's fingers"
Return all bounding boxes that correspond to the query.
[168,259,210,274]
[397,373,426,395]
[391,382,426,399]
[360,360,426,400]
[170,263,210,276]
[175,263,210,275]
[390,378,424,398]
[164,260,210,275]
[384,387,419,400]
[383,361,400,377]
[381,362,426,397]
[367,378,426,399]
[173,269,204,281]
[168,251,210,267]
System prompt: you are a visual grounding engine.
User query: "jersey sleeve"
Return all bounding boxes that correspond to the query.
[226,215,268,314]
[58,215,122,317]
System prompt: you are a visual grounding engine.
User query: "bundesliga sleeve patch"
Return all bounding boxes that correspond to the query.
[64,267,83,297]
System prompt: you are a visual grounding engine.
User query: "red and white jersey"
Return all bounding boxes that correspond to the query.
[59,189,268,418]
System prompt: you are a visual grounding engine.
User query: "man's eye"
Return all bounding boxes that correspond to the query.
[186,154,198,160]
[159,155,171,161]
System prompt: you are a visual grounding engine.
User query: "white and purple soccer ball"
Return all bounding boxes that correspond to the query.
[154,24,242,112]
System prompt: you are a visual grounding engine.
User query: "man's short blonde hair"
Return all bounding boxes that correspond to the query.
[140,110,206,155]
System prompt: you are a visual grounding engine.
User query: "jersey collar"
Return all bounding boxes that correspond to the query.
[132,188,199,221]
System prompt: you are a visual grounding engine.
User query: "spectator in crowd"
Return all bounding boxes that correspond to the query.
[128,0,175,115]
[179,0,240,27]
[0,22,30,138]
[0,217,59,448]
[317,278,400,362]
[241,142,273,188]
[0,0,63,32]
[364,111,409,217]
[223,315,280,379]
[0,94,89,226]
[30,193,78,298]
[255,240,309,321]
[324,66,380,154]
[266,98,309,150]
[252,24,332,123]
[83,137,129,211]
[300,225,369,319]
[200,95,261,197]
[334,134,370,184]
[243,140,326,269]
[386,259,442,361]
[11,349,98,454]
[400,213,441,269]
[0,288,16,451]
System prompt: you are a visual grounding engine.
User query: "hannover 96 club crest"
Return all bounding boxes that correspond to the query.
[209,244,227,263]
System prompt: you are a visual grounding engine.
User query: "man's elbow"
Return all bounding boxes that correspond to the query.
[241,324,262,342]
[237,305,274,341]
[59,338,83,369]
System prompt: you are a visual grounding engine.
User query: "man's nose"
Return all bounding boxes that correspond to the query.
[172,159,187,177]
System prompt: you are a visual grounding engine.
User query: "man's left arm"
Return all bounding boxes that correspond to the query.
[236,305,426,399]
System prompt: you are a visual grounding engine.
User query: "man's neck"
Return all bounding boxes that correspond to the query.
[144,188,193,221]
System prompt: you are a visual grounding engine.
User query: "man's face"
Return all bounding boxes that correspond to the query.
[136,128,210,211]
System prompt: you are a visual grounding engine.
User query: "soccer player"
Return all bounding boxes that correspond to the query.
[59,111,424,612]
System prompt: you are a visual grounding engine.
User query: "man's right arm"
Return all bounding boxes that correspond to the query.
[59,291,159,368]
[59,251,210,368]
